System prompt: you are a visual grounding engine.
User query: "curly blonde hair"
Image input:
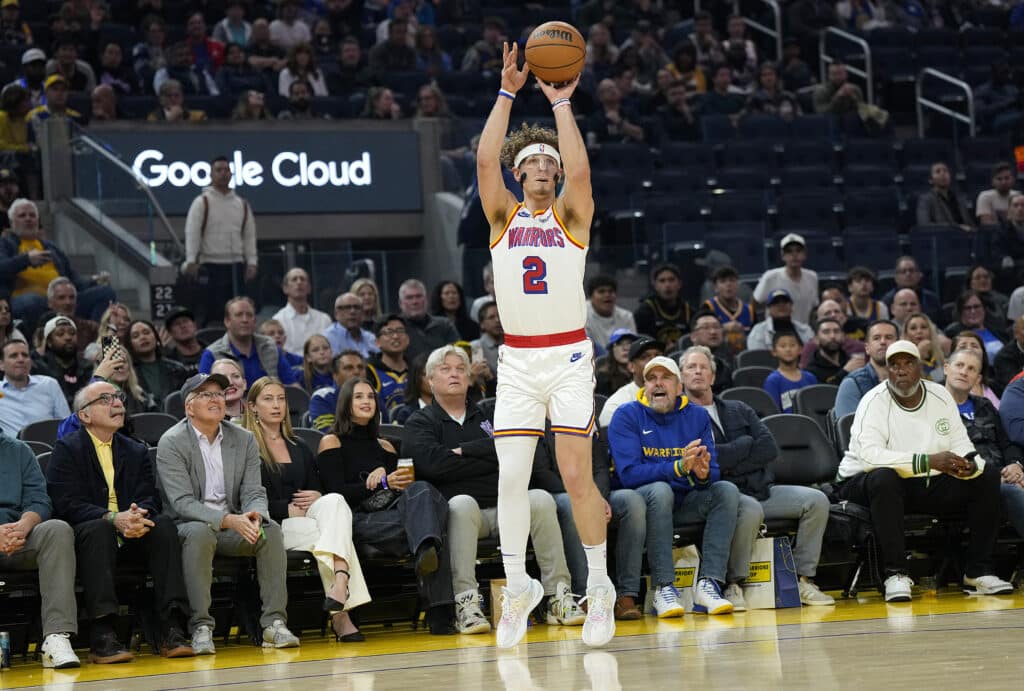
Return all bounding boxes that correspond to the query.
[500,122,560,169]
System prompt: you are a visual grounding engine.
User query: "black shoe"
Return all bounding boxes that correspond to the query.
[160,623,195,658]
[89,627,133,664]
[415,543,439,577]
[426,604,456,635]
[330,612,365,642]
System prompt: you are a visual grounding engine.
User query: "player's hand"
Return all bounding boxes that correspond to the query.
[500,41,530,94]
[537,72,581,103]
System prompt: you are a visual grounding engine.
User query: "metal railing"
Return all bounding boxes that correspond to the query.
[916,68,976,138]
[692,0,783,61]
[69,131,185,262]
[819,27,875,105]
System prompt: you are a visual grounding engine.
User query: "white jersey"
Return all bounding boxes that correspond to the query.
[489,202,587,337]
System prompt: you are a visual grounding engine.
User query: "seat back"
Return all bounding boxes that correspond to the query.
[17,418,62,446]
[286,387,311,428]
[719,386,780,418]
[129,412,180,446]
[735,349,777,369]
[36,451,51,474]
[731,366,774,389]
[762,414,839,485]
[292,427,324,456]
[24,440,53,456]
[379,422,404,456]
[835,413,856,456]
[477,397,496,421]
[164,391,185,418]
[791,385,839,435]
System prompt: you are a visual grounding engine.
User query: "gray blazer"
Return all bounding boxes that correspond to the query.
[916,189,971,227]
[156,418,269,529]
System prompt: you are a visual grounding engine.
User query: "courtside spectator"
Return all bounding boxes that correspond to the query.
[27,74,84,133]
[199,297,300,386]
[0,338,70,436]
[391,352,430,424]
[162,306,205,376]
[846,266,889,321]
[805,318,862,385]
[272,268,331,357]
[747,289,813,351]
[967,265,1008,332]
[259,319,302,367]
[976,162,1018,225]
[328,36,371,92]
[182,157,256,326]
[32,315,91,406]
[269,0,310,51]
[889,288,922,329]
[998,194,1024,280]
[132,16,168,90]
[468,263,495,322]
[47,277,99,352]
[460,15,504,74]
[156,373,300,653]
[0,296,24,350]
[586,78,645,144]
[916,162,973,230]
[368,315,411,417]
[324,292,378,358]
[633,263,691,350]
[834,319,899,419]
[882,257,943,325]
[764,331,817,413]
[902,312,945,383]
[128,319,188,404]
[147,78,208,121]
[754,233,818,323]
[361,86,403,120]
[681,346,834,607]
[951,332,1002,408]
[975,62,1020,134]
[993,316,1024,396]
[599,336,663,428]
[277,78,327,119]
[701,64,745,117]
[606,355,739,615]
[469,301,503,375]
[415,25,452,77]
[376,0,418,46]
[586,275,637,355]
[185,11,224,74]
[91,84,119,120]
[431,280,478,341]
[309,349,368,432]
[98,302,133,345]
[231,89,272,120]
[0,0,32,45]
[666,43,705,93]
[96,42,138,95]
[654,79,699,141]
[278,42,328,97]
[247,18,286,75]
[0,170,22,227]
[688,11,723,70]
[399,278,459,360]
[210,357,247,421]
[837,340,1013,601]
[745,61,800,119]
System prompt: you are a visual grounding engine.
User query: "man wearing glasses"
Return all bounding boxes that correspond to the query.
[46,381,194,662]
[156,373,299,654]
[323,291,378,358]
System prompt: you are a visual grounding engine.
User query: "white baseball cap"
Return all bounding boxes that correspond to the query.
[779,233,806,249]
[643,355,681,379]
[885,339,921,362]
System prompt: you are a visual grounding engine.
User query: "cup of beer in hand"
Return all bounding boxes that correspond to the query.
[397,458,415,483]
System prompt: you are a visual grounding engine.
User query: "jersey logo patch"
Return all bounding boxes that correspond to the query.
[569,351,582,363]
[517,210,531,218]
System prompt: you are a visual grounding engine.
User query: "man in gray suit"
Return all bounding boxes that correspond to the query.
[156,373,300,654]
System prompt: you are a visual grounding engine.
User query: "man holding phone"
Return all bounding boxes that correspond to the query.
[837,340,1014,602]
[156,373,299,654]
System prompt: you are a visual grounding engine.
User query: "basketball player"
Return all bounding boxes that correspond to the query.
[476,42,615,649]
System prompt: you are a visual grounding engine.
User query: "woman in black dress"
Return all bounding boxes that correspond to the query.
[317,377,455,634]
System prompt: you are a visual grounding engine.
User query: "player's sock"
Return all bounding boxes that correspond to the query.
[496,435,540,594]
[583,542,613,589]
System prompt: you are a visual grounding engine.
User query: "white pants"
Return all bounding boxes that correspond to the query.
[282,492,371,609]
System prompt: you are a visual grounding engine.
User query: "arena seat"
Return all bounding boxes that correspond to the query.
[735,349,777,369]
[762,414,839,485]
[129,412,180,447]
[23,440,53,457]
[164,391,185,419]
[292,427,323,455]
[791,385,840,436]
[17,419,61,446]
[731,366,774,389]
[719,386,779,418]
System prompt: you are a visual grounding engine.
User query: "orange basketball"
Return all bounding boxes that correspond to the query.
[524,21,586,85]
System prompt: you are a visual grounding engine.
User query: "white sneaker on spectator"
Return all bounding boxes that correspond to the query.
[496,579,544,649]
[723,583,747,612]
[963,574,1014,595]
[692,578,734,615]
[883,574,913,602]
[40,633,80,669]
[798,578,835,605]
[581,584,616,648]
[261,619,300,648]
[651,584,685,618]
[455,589,492,634]
[547,582,586,626]
[191,625,215,655]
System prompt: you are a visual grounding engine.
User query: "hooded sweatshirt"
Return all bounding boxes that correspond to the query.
[607,390,720,504]
[183,185,257,267]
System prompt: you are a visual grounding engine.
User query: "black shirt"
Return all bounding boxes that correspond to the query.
[316,423,397,510]
[260,438,321,522]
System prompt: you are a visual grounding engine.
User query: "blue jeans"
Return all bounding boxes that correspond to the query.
[1001,482,1024,538]
[554,483,675,597]
[672,481,740,584]
[734,486,830,579]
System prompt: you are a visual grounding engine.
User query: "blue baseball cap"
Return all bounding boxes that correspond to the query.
[767,289,792,305]
[607,328,639,348]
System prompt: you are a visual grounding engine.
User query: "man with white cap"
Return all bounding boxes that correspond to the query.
[607,354,741,616]
[753,233,819,324]
[31,314,92,406]
[836,339,1014,602]
[7,46,46,107]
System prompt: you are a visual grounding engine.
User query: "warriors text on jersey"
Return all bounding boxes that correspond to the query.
[489,202,587,337]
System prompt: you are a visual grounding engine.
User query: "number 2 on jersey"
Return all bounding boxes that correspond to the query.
[522,256,548,294]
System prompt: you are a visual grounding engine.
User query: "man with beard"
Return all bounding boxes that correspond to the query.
[804,318,864,385]
[833,320,899,419]
[276,79,326,120]
[746,289,813,352]
[633,263,691,351]
[162,307,205,377]
[836,340,1013,602]
[31,315,92,406]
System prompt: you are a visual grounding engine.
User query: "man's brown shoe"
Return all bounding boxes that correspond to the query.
[614,595,642,620]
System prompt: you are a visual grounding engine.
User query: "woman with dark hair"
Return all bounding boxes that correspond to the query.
[127,319,188,405]
[242,377,367,642]
[316,377,455,635]
[392,353,431,424]
[952,331,1001,408]
[965,264,1008,332]
[595,329,636,396]
[362,86,402,119]
[0,296,26,350]
[944,290,1005,360]
[0,84,30,153]
[414,25,451,76]
[431,280,478,341]
[667,43,706,93]
[278,42,328,97]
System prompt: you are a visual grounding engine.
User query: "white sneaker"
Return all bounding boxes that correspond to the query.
[723,583,747,612]
[692,578,734,615]
[798,578,835,605]
[40,632,80,669]
[261,619,300,648]
[581,584,616,648]
[455,589,492,634]
[191,624,215,655]
[651,584,685,618]
[496,579,544,649]
[546,582,586,626]
[883,574,914,602]
[963,574,1014,595]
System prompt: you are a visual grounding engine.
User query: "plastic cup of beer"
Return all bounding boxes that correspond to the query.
[397,458,415,482]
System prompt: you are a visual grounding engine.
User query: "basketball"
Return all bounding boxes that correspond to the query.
[524,21,586,85]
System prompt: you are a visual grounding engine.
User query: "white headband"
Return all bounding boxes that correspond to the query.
[514,143,561,169]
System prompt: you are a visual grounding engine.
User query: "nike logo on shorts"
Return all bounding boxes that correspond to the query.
[569,352,582,363]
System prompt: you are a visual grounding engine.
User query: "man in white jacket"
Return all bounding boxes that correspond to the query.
[183,156,257,326]
[836,340,1014,602]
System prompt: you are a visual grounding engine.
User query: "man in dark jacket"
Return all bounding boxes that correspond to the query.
[680,345,834,608]
[397,279,460,360]
[46,380,194,662]
[804,318,861,386]
[403,345,578,635]
[633,263,691,350]
[31,315,92,406]
[993,316,1024,397]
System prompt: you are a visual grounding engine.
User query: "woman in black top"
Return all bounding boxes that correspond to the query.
[431,280,479,341]
[317,377,455,634]
[243,376,368,642]
[127,319,188,406]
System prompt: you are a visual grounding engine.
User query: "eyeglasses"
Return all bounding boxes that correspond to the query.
[189,390,227,401]
[379,327,406,336]
[336,304,361,311]
[82,391,127,408]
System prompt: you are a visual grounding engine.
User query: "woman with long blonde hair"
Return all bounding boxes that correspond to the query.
[902,312,944,383]
[210,357,247,421]
[242,377,368,641]
[350,277,382,331]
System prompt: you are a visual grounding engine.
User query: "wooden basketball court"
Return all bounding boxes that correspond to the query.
[3,588,1021,690]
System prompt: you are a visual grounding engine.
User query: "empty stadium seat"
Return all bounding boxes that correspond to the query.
[791,384,839,435]
[779,141,836,170]
[164,391,185,419]
[719,386,779,418]
[719,141,779,172]
[706,191,768,224]
[130,412,180,446]
[738,115,790,140]
[659,142,717,172]
[700,115,738,142]
[17,419,62,446]
[840,139,898,172]
[774,193,841,234]
[705,228,766,275]
[23,440,53,457]
[776,166,836,193]
[292,427,324,455]
[843,189,902,229]
[843,226,903,268]
[731,366,774,388]
[909,225,978,270]
[762,414,839,485]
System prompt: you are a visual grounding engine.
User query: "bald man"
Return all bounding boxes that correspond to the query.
[889,289,921,327]
[799,299,866,368]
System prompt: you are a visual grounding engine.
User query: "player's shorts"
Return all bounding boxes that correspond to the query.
[493,329,595,438]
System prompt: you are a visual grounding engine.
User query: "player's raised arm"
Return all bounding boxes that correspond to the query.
[538,74,594,244]
[477,42,529,231]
